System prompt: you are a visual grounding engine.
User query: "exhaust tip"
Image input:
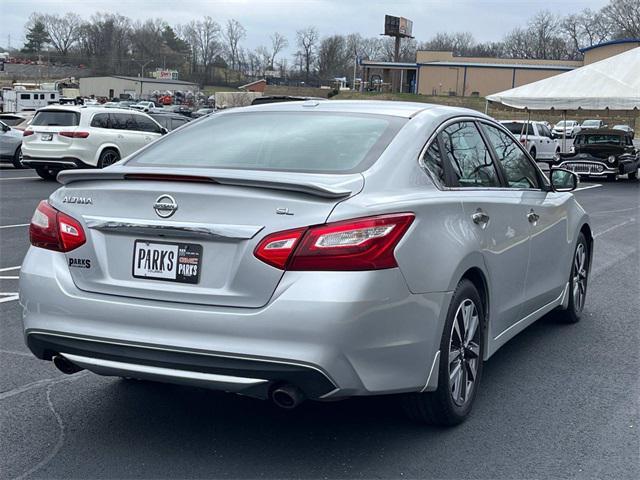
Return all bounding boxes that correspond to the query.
[271,385,305,409]
[53,355,83,375]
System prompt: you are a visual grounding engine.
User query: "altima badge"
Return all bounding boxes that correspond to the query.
[153,194,178,218]
[63,196,92,205]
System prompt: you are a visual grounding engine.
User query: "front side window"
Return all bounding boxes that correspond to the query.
[127,112,405,173]
[133,115,162,133]
[483,124,540,189]
[441,122,501,188]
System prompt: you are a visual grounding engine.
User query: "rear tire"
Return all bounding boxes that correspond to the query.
[402,279,484,426]
[98,148,120,168]
[557,232,589,324]
[12,146,25,169]
[35,167,57,181]
[529,147,537,160]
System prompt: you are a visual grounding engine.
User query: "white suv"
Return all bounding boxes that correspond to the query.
[500,120,560,162]
[22,106,166,180]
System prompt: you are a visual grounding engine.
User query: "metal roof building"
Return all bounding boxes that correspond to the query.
[79,76,199,99]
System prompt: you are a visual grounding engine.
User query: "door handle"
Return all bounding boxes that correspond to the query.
[472,210,490,228]
[527,210,540,224]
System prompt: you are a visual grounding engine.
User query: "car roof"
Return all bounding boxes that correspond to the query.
[238,100,438,118]
[576,129,623,135]
[36,105,148,115]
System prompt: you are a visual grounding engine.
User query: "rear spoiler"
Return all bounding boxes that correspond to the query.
[57,168,359,199]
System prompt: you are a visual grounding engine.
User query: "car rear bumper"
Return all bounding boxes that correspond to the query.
[22,156,95,170]
[20,247,450,399]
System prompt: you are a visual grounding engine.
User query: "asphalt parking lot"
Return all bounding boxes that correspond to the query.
[0,166,638,480]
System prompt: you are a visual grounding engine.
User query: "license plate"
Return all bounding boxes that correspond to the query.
[132,241,202,284]
[41,133,53,141]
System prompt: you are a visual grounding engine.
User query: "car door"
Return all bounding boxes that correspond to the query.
[537,124,556,159]
[131,113,163,146]
[0,121,11,157]
[438,120,532,338]
[109,112,146,157]
[481,122,571,317]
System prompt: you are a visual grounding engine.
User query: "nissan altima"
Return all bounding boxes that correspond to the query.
[20,101,592,425]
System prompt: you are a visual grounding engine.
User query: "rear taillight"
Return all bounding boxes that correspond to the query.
[59,131,90,138]
[29,200,86,252]
[254,213,414,271]
[23,130,34,136]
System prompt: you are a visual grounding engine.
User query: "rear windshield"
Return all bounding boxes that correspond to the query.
[127,112,405,173]
[582,120,600,127]
[31,110,79,127]
[575,134,622,145]
[0,116,24,126]
[502,122,533,136]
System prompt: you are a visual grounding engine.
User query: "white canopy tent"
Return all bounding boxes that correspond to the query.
[486,47,640,111]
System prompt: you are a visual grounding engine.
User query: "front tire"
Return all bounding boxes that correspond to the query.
[628,169,638,180]
[402,279,484,426]
[529,147,537,160]
[557,232,589,324]
[12,146,26,169]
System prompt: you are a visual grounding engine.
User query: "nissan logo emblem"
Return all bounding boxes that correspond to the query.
[153,194,178,218]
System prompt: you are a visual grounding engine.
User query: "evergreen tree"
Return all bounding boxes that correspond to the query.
[22,20,50,54]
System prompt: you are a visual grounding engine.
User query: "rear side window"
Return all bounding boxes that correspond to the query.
[0,116,22,126]
[31,110,79,127]
[110,113,137,131]
[91,113,110,128]
[421,140,446,186]
[441,122,501,188]
[502,122,534,137]
[127,112,405,173]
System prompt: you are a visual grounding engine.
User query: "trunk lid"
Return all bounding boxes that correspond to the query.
[51,168,363,308]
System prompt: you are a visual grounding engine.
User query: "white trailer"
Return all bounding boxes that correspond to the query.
[2,89,60,112]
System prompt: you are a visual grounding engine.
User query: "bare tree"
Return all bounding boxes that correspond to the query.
[223,19,245,71]
[184,17,221,82]
[269,32,288,69]
[296,27,319,83]
[318,35,349,82]
[41,13,81,59]
[601,0,640,38]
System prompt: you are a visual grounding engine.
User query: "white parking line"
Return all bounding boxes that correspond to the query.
[574,184,602,192]
[0,176,39,181]
[0,295,19,303]
[0,266,20,272]
[0,223,29,229]
[0,276,19,280]
[594,218,636,238]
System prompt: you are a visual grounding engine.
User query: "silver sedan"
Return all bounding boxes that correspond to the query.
[20,101,592,425]
[0,120,25,168]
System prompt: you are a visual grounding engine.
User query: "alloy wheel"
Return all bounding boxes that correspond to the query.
[101,151,119,167]
[572,243,588,312]
[448,298,481,407]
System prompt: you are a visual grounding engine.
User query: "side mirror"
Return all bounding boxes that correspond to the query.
[550,168,578,192]
[1,124,9,132]
[160,127,168,135]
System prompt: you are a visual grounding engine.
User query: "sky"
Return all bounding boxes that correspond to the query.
[1,0,610,54]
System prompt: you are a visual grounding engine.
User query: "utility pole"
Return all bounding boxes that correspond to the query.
[131,59,153,98]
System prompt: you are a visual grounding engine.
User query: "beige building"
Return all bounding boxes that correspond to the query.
[361,39,639,97]
[79,76,198,99]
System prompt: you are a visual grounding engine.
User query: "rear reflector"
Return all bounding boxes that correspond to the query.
[254,213,415,271]
[124,174,218,183]
[30,200,86,252]
[59,131,90,138]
